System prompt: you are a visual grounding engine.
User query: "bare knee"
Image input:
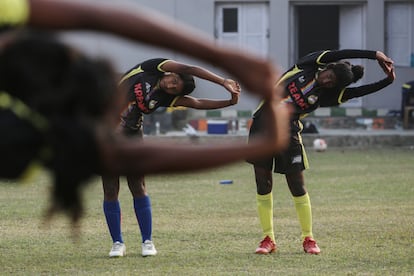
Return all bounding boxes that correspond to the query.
[286,172,306,197]
[127,175,146,197]
[102,175,120,201]
[254,166,273,195]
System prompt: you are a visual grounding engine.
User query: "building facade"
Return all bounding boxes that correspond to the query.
[62,0,414,114]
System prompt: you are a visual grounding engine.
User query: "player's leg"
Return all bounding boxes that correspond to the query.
[127,175,157,257]
[102,175,126,257]
[286,172,320,254]
[247,113,277,254]
[274,119,319,254]
[285,171,312,238]
[254,165,277,254]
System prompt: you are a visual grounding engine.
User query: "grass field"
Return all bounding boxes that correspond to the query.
[1,148,413,275]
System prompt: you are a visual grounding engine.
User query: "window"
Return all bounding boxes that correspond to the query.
[386,2,414,67]
[216,3,269,57]
[223,8,238,33]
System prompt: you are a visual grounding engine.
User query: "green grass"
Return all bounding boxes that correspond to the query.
[1,148,413,275]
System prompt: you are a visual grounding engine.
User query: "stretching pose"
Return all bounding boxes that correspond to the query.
[103,58,241,257]
[8,0,280,100]
[0,0,290,231]
[248,49,395,255]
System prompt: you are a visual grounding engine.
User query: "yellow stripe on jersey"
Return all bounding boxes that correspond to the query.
[403,83,412,89]
[337,87,347,104]
[118,59,172,84]
[0,0,30,26]
[315,50,330,65]
[253,65,304,114]
[119,66,144,84]
[169,96,181,107]
[297,120,309,169]
[157,59,172,72]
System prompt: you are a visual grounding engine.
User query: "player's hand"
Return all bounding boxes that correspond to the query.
[378,59,393,74]
[223,78,241,94]
[386,64,396,81]
[376,51,394,73]
[229,91,239,105]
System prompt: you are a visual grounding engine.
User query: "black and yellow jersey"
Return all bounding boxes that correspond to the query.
[255,49,393,118]
[119,58,180,130]
[0,0,30,32]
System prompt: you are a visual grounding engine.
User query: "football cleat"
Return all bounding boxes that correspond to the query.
[142,240,157,257]
[255,236,277,254]
[109,241,126,257]
[303,236,320,254]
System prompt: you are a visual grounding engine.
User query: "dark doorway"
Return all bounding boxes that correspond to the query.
[297,5,339,59]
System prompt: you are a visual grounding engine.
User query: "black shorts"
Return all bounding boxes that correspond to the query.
[120,103,144,134]
[247,114,309,174]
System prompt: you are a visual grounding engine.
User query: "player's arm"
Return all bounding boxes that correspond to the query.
[172,92,238,110]
[341,64,395,101]
[318,49,394,70]
[160,60,241,95]
[97,99,290,176]
[317,49,377,64]
[26,0,278,100]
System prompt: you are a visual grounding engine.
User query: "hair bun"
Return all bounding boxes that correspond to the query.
[351,65,364,82]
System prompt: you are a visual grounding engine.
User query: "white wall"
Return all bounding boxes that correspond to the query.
[59,0,412,111]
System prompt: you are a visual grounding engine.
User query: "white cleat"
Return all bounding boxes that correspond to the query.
[109,242,126,258]
[142,240,157,257]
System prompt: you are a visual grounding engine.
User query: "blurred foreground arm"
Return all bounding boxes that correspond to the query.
[27,0,279,99]
[98,85,290,176]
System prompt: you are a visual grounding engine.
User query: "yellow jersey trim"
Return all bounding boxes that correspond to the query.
[0,0,30,26]
[403,83,412,89]
[118,59,172,84]
[297,120,309,169]
[337,87,347,104]
[315,50,330,65]
[254,65,303,113]
[119,66,144,84]
[157,59,172,72]
[169,96,181,107]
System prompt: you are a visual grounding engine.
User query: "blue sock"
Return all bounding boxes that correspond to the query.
[133,196,152,243]
[103,200,123,243]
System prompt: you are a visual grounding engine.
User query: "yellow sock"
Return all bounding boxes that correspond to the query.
[293,193,313,240]
[256,193,275,242]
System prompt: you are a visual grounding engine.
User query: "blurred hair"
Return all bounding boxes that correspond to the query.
[0,29,118,223]
[0,30,117,118]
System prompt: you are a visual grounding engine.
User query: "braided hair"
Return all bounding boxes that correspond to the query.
[0,30,118,223]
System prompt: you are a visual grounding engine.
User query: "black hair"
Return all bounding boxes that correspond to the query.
[351,64,364,82]
[0,30,118,223]
[326,61,364,88]
[0,30,117,119]
[178,73,195,95]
